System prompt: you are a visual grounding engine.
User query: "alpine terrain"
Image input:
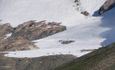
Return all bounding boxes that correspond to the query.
[0,0,115,70]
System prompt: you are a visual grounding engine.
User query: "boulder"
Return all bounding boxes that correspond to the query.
[59,40,75,44]
[81,11,89,16]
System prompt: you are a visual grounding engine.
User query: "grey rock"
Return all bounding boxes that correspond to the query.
[81,11,89,16]
[99,0,115,15]
[59,40,75,44]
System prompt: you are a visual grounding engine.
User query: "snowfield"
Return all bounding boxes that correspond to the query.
[1,0,114,58]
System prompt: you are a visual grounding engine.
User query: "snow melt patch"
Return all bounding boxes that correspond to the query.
[4,33,12,39]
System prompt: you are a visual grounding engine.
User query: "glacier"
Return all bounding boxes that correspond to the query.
[0,0,114,58]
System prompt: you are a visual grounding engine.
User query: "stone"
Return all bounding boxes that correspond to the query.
[59,40,75,44]
[81,11,89,16]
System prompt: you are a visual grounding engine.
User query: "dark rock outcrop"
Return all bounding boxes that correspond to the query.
[99,0,115,15]
[59,40,75,44]
[94,0,115,15]
[0,55,76,70]
[81,11,89,16]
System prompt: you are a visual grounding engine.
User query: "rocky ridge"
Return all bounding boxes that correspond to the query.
[93,0,115,16]
[0,20,66,51]
[99,0,115,15]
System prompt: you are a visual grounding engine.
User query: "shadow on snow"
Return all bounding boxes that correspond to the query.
[99,8,115,46]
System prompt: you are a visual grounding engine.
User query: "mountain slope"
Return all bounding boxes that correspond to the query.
[55,43,115,70]
[0,54,76,70]
[55,6,115,70]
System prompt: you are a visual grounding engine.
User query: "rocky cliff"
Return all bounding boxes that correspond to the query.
[0,20,66,51]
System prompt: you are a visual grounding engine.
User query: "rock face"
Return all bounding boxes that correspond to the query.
[0,36,37,51]
[12,20,66,40]
[0,20,66,51]
[0,55,76,70]
[0,23,13,41]
[98,0,115,15]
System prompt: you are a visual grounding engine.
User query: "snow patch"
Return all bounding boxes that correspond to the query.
[1,0,114,58]
[4,33,12,39]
